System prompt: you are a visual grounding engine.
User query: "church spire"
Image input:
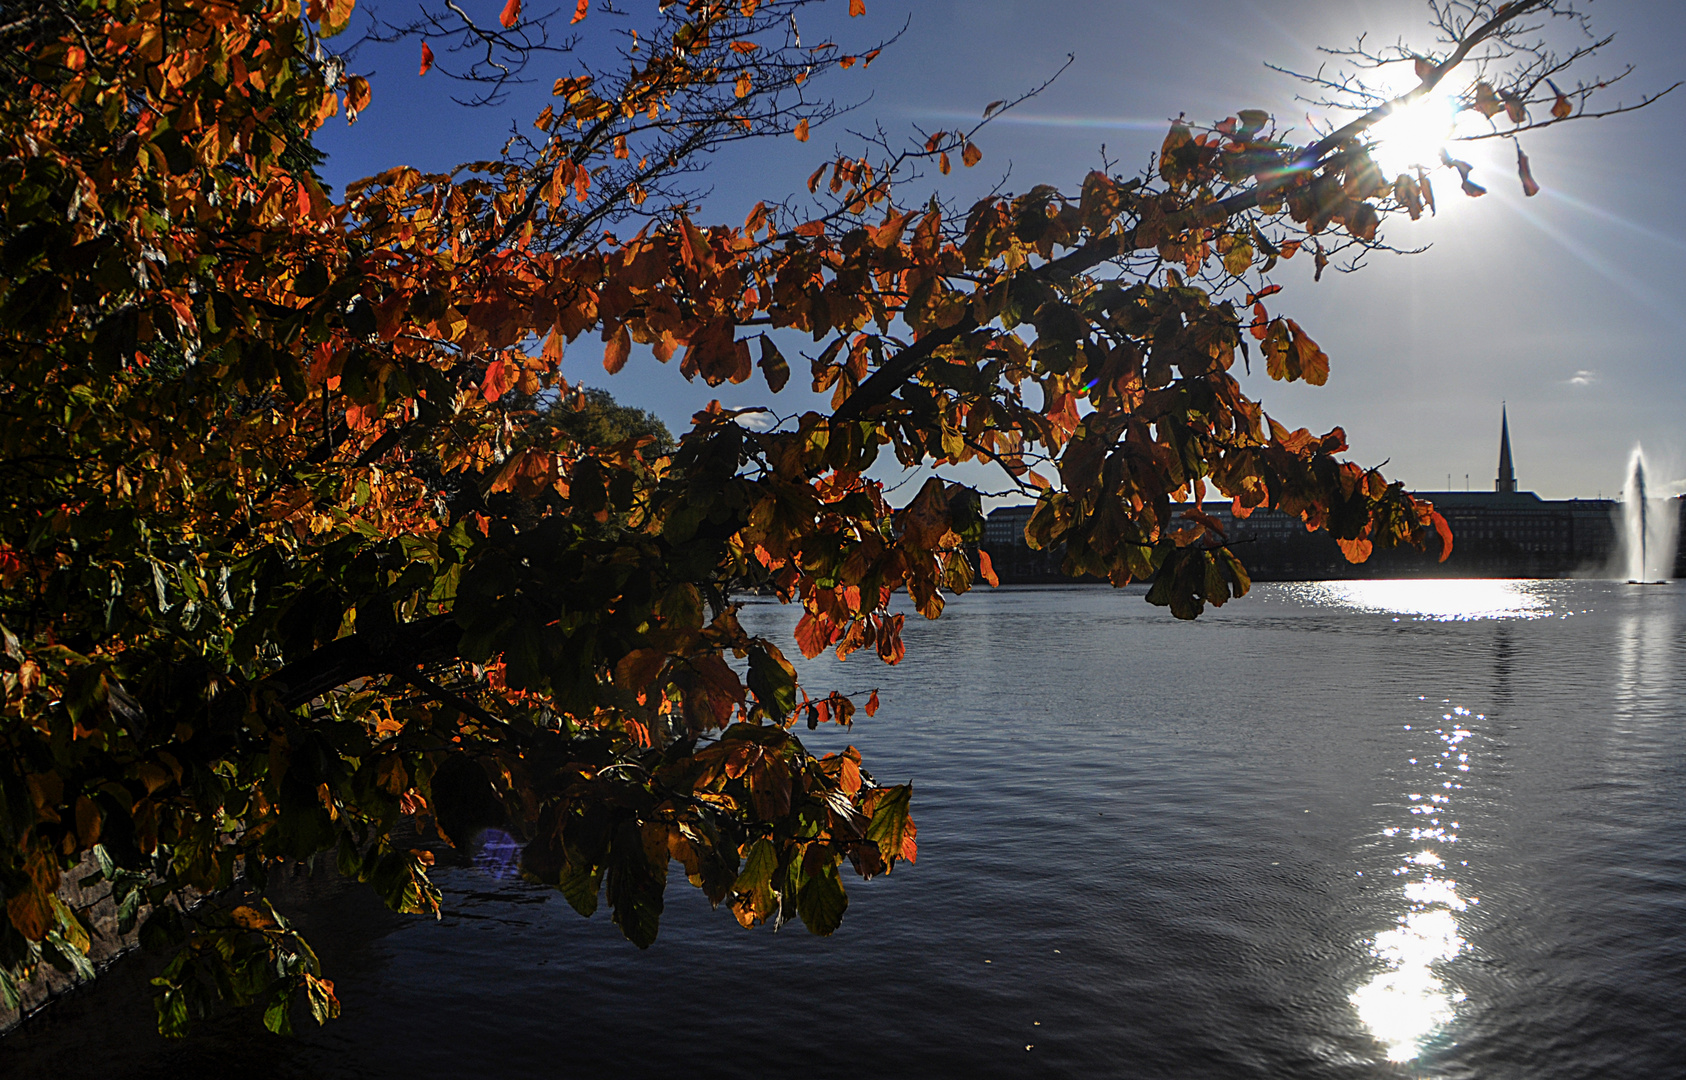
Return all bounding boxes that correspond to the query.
[1496,404,1517,493]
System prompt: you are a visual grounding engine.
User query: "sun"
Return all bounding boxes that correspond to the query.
[1366,87,1459,178]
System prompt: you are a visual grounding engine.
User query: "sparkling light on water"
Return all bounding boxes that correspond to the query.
[1351,907,1468,1062]
[1296,579,1552,621]
[1352,715,1479,1062]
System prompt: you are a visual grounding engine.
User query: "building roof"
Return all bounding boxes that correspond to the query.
[1496,405,1517,493]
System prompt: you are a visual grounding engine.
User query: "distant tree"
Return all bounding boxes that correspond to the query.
[553,388,673,456]
[0,0,1669,1035]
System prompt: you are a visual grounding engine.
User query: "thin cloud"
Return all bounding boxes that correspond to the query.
[732,410,779,431]
[1566,369,1596,387]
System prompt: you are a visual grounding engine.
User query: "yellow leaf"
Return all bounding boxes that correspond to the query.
[230,904,277,931]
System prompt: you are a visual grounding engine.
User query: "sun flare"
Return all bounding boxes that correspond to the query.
[1366,90,1459,178]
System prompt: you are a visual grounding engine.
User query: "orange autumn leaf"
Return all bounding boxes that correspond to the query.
[481,358,518,402]
[603,323,631,373]
[1336,536,1373,563]
[344,75,371,123]
[1548,78,1573,119]
[1432,510,1455,562]
[0,0,1634,1016]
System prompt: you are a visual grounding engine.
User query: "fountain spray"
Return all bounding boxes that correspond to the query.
[1620,445,1677,583]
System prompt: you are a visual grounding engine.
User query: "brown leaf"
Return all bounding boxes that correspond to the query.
[794,118,810,142]
[850,0,865,14]
[74,795,101,847]
[1548,79,1572,119]
[1472,81,1503,119]
[614,648,667,690]
[758,335,789,393]
[6,849,58,941]
[1346,202,1379,242]
[1500,89,1527,124]
[1393,174,1423,220]
[899,478,953,550]
[961,142,982,168]
[1289,320,1329,386]
[603,323,631,374]
[1516,145,1540,197]
[501,0,522,29]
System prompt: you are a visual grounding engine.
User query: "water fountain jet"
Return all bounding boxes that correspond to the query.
[1618,445,1676,584]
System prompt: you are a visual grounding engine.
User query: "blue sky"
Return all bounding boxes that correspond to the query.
[316,0,1686,501]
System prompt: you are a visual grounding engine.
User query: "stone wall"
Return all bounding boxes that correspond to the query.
[0,852,158,1035]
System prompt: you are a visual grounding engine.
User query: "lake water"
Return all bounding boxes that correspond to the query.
[5,580,1685,1078]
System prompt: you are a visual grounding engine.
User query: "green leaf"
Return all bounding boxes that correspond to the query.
[866,784,916,864]
[0,965,18,1012]
[606,821,665,948]
[732,838,780,926]
[795,857,848,935]
[558,861,603,917]
[152,980,191,1039]
[746,642,798,720]
[263,990,295,1037]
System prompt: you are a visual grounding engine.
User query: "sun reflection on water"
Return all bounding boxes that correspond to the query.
[1352,714,1481,1062]
[1293,579,1553,621]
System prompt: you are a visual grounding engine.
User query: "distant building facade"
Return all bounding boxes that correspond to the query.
[981,409,1682,582]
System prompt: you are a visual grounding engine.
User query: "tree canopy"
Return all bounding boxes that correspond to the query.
[0,0,1666,1035]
